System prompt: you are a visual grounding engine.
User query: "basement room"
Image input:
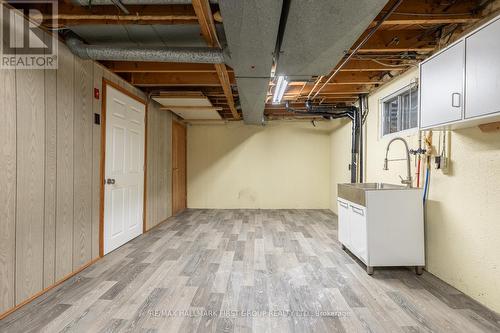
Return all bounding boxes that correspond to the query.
[1,0,499,332]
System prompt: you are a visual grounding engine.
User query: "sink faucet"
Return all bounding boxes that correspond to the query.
[383,137,412,188]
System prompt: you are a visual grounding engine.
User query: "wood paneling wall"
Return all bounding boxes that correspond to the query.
[0,12,17,312]
[146,101,173,230]
[0,19,172,313]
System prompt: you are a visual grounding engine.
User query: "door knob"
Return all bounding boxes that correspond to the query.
[106,178,116,185]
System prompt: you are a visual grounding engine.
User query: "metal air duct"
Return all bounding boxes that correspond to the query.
[72,0,218,5]
[65,32,225,63]
[218,0,283,125]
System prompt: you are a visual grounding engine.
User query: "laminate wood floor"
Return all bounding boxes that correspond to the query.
[1,209,499,332]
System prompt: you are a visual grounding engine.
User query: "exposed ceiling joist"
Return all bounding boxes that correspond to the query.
[338,59,410,72]
[130,72,235,86]
[279,85,370,99]
[291,72,384,86]
[376,16,479,27]
[102,61,234,73]
[357,30,437,53]
[29,3,204,26]
[380,0,480,15]
[192,0,240,119]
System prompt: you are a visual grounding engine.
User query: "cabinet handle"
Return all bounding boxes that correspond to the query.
[338,200,348,209]
[351,205,365,216]
[451,93,461,108]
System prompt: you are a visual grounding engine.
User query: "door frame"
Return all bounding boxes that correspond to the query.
[171,119,187,215]
[99,79,148,257]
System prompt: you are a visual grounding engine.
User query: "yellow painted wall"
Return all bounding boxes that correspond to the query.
[187,121,332,209]
[330,68,500,312]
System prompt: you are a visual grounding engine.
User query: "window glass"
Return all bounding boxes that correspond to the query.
[382,85,418,136]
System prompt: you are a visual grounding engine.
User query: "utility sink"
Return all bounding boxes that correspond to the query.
[338,183,409,206]
[337,182,425,275]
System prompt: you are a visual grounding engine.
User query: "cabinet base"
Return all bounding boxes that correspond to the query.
[367,266,374,275]
[415,266,424,275]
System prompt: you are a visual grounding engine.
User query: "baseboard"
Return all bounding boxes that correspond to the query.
[0,257,101,320]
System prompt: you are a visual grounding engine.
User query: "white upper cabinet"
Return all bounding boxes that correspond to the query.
[465,18,500,119]
[419,15,500,129]
[419,40,465,129]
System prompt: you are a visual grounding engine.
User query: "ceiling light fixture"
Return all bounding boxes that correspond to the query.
[272,75,288,104]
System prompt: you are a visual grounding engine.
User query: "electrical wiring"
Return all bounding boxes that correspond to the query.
[369,58,418,68]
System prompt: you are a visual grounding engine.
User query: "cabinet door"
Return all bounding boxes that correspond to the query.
[420,40,465,128]
[337,199,350,247]
[349,204,367,262]
[466,18,500,119]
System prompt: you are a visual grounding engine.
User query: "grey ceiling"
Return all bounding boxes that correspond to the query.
[276,0,389,79]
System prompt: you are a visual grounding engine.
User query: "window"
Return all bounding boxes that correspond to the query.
[381,84,418,136]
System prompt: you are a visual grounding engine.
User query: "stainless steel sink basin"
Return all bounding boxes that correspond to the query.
[346,182,406,190]
[338,183,409,206]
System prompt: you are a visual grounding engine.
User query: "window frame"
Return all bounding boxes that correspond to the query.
[379,83,419,139]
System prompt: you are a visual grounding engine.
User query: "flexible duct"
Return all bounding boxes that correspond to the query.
[73,0,217,5]
[65,33,225,63]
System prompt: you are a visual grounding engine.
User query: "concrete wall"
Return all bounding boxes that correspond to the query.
[330,68,500,312]
[187,121,332,209]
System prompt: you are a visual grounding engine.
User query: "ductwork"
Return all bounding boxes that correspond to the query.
[276,0,389,79]
[218,0,283,125]
[65,32,225,63]
[220,0,388,124]
[72,0,217,5]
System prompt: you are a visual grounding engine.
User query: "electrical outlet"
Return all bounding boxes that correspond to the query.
[434,155,441,169]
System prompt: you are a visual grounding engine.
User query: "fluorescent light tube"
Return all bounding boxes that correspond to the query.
[272,75,288,104]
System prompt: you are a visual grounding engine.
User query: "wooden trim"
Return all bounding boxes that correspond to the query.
[171,119,187,215]
[0,257,100,320]
[99,79,148,257]
[143,101,149,232]
[99,79,107,258]
[102,78,146,104]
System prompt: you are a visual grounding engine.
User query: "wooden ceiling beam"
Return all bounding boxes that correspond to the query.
[192,0,239,119]
[25,3,207,26]
[102,61,234,73]
[280,84,370,97]
[357,29,437,53]
[379,0,479,16]
[130,72,235,86]
[377,16,479,27]
[289,72,385,86]
[338,59,410,72]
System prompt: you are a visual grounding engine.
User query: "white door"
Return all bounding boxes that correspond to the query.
[465,17,500,119]
[420,40,465,128]
[104,85,145,255]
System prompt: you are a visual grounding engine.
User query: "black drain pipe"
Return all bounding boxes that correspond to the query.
[286,101,361,183]
[358,95,364,183]
[350,110,357,183]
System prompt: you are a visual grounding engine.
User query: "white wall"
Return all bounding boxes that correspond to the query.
[330,68,500,312]
[187,121,332,209]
